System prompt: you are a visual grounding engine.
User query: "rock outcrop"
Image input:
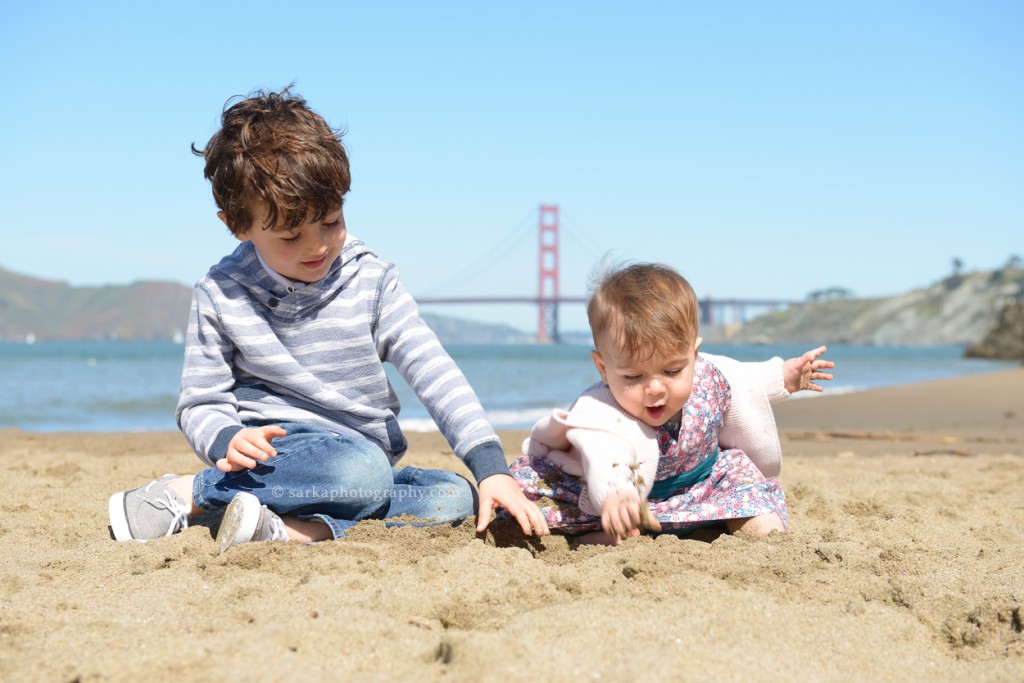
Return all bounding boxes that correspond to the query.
[965,298,1024,360]
[727,268,1024,347]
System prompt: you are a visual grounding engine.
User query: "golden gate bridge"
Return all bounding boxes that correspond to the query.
[417,204,798,343]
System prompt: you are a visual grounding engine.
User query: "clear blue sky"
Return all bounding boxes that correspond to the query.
[2,1,1021,333]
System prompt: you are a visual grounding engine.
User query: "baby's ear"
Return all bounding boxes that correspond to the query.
[590,349,608,383]
[693,336,703,355]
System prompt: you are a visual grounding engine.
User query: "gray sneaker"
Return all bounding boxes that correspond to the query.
[108,474,190,541]
[216,492,288,554]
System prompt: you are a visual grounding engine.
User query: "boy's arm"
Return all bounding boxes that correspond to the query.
[175,285,247,467]
[374,269,546,535]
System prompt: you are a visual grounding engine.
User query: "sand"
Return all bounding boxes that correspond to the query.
[1,369,1022,682]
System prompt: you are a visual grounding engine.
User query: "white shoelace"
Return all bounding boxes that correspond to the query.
[144,481,190,537]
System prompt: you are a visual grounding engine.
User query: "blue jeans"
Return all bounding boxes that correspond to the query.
[192,422,476,539]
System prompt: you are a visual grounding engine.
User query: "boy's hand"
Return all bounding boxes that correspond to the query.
[783,345,835,394]
[476,474,550,537]
[216,425,288,472]
[600,489,644,545]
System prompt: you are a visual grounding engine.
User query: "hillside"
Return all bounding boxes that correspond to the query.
[0,266,531,344]
[727,267,1024,347]
[0,267,194,342]
[4,265,1022,350]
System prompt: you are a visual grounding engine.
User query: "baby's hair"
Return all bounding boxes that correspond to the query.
[191,84,351,235]
[587,262,700,362]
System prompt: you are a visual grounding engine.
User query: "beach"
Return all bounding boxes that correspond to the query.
[1,369,1022,682]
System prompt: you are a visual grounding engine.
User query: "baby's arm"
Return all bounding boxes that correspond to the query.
[562,387,662,540]
[702,346,835,477]
[782,345,835,394]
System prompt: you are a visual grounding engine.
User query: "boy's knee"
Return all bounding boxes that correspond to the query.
[392,467,477,521]
[320,438,393,501]
[431,472,477,520]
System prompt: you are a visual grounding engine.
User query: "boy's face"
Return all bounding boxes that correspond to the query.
[225,202,346,283]
[591,333,702,428]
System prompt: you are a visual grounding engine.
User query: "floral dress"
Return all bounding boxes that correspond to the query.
[507,356,788,535]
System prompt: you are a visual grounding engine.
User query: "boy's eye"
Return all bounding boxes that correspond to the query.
[282,233,301,243]
[323,219,342,229]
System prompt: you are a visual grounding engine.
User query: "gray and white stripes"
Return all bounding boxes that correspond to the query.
[176,238,508,483]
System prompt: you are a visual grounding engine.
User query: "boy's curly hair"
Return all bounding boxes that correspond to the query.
[192,85,350,235]
[587,262,700,362]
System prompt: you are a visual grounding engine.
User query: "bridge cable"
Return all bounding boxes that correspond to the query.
[417,207,537,298]
[561,211,609,266]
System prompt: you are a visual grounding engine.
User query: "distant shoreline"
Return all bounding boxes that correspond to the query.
[4,365,1020,436]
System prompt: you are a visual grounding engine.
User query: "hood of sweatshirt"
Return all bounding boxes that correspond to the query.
[210,237,376,320]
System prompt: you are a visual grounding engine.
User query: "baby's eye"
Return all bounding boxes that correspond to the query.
[664,369,682,377]
[623,374,642,382]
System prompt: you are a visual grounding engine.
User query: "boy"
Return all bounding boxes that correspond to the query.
[109,87,549,550]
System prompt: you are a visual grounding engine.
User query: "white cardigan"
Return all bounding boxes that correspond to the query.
[521,354,790,516]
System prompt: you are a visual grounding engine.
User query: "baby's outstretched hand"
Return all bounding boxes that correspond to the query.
[783,345,835,394]
[217,425,288,472]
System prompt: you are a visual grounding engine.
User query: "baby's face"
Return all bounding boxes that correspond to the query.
[591,334,701,428]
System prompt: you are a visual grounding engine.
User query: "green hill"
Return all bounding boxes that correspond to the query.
[0,266,532,344]
[0,267,193,341]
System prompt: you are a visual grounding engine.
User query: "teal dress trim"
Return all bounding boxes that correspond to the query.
[649,451,718,500]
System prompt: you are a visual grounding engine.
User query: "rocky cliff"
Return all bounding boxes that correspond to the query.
[726,267,1024,347]
[965,299,1024,360]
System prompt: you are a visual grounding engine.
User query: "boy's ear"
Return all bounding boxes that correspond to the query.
[590,349,608,384]
[217,211,247,241]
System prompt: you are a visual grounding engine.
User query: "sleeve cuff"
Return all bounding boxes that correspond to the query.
[462,440,512,484]
[205,425,245,467]
[759,357,791,403]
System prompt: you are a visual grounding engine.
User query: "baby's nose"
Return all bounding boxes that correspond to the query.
[647,377,666,393]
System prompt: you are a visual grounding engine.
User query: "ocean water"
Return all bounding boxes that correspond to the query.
[0,340,1018,433]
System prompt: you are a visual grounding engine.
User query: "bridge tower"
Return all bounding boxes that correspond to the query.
[537,204,560,343]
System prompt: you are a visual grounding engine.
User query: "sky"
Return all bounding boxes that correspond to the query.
[2,1,1021,334]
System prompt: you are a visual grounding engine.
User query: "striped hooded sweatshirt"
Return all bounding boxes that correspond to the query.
[175,237,508,484]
